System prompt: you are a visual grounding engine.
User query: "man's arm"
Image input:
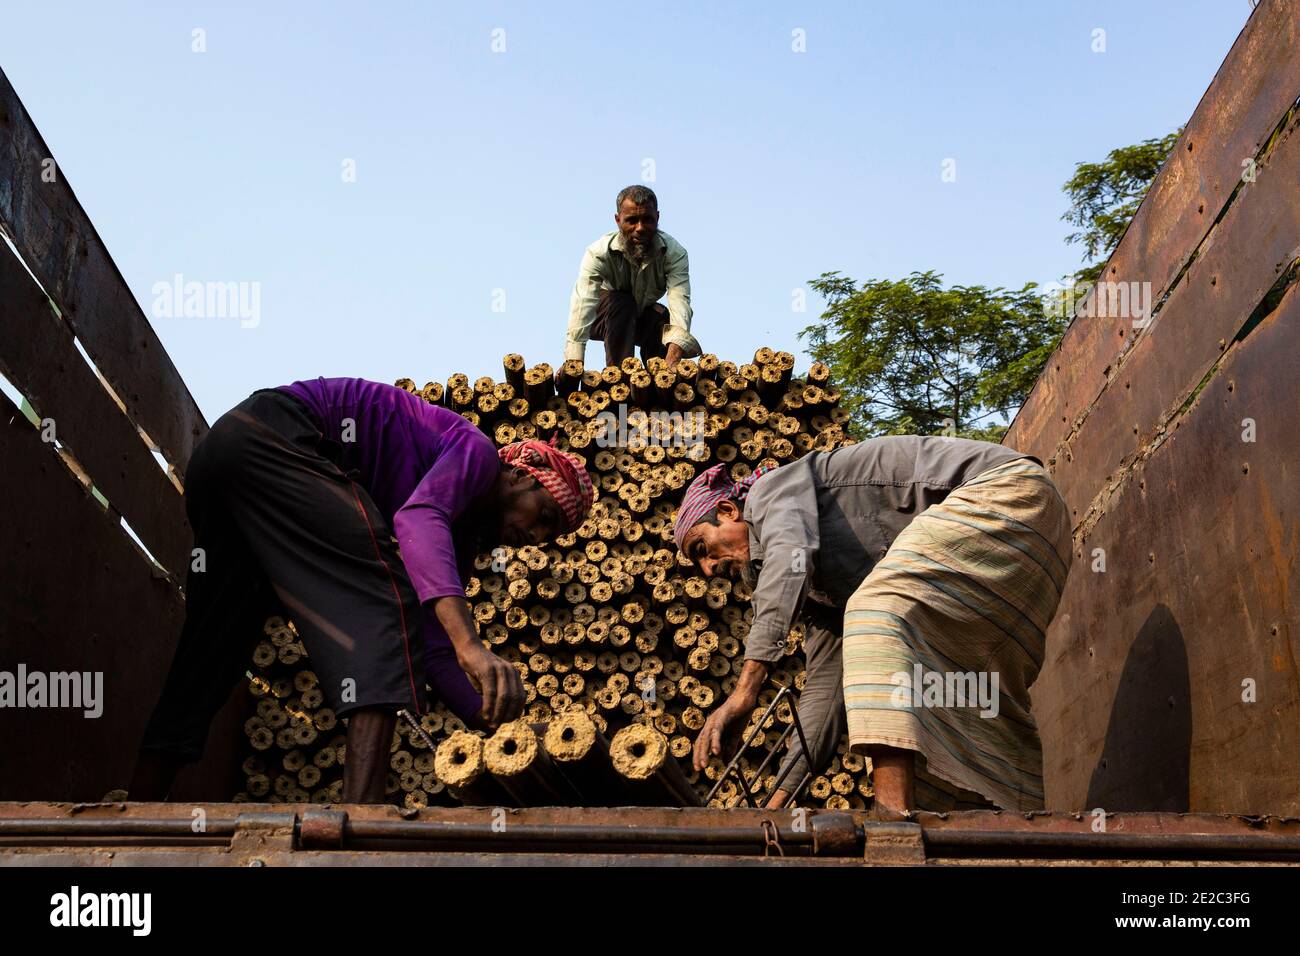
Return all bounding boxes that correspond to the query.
[660,241,697,359]
[565,245,605,363]
[420,606,484,725]
[392,426,524,727]
[432,595,523,727]
[741,479,820,665]
[693,658,768,770]
[392,425,498,603]
[692,474,820,770]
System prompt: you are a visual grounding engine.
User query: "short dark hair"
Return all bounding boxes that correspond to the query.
[616,185,658,212]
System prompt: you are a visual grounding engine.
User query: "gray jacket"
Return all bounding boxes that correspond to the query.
[740,435,1036,794]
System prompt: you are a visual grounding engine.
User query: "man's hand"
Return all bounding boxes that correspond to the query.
[665,343,684,370]
[693,659,770,770]
[433,595,525,728]
[456,641,525,728]
[692,695,751,771]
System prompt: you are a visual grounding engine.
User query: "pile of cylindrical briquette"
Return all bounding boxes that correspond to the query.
[233,350,874,810]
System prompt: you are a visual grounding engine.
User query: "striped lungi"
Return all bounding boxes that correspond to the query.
[842,457,1071,811]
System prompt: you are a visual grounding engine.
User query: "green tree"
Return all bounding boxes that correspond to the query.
[801,271,1065,441]
[1061,129,1181,283]
[804,129,1179,440]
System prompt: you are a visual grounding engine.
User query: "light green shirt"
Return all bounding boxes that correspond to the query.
[565,229,699,362]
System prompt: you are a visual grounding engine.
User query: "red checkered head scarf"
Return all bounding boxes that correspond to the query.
[498,438,595,534]
[673,462,775,553]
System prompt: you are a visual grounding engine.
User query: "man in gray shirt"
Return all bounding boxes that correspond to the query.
[563,185,701,371]
[675,435,1072,814]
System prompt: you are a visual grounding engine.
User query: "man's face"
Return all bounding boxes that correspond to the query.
[493,467,564,548]
[681,499,753,582]
[616,199,659,264]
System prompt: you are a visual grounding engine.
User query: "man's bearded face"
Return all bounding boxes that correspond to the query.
[681,499,753,583]
[617,199,658,265]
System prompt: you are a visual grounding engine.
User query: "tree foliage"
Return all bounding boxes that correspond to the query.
[1061,129,1181,283]
[800,271,1065,441]
[802,129,1179,441]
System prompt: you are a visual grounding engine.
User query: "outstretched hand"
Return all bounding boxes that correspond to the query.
[458,642,525,728]
[692,697,747,771]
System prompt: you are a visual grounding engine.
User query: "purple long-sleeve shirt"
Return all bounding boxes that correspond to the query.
[277,377,494,721]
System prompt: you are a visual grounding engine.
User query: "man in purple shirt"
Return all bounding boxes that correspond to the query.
[129,378,594,803]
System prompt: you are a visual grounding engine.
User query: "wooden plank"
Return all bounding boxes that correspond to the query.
[0,395,244,802]
[1005,0,1300,464]
[1051,111,1300,529]
[1031,283,1300,815]
[0,248,191,572]
[0,67,207,472]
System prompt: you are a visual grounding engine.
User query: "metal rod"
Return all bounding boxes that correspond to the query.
[705,682,815,809]
[0,819,241,837]
[343,820,817,848]
[5,815,1300,860]
[704,684,790,805]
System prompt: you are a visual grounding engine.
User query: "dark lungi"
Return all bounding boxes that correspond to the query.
[590,289,668,367]
[140,388,426,763]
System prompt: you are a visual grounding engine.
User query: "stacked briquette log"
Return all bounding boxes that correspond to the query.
[232,350,874,809]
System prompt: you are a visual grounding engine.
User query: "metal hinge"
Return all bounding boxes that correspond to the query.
[863,821,926,865]
[227,812,297,866]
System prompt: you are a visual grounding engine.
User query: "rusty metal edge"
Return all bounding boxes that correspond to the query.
[1005,0,1299,457]
[1,804,1298,864]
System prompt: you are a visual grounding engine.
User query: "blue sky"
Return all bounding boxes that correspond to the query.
[1,0,1252,422]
